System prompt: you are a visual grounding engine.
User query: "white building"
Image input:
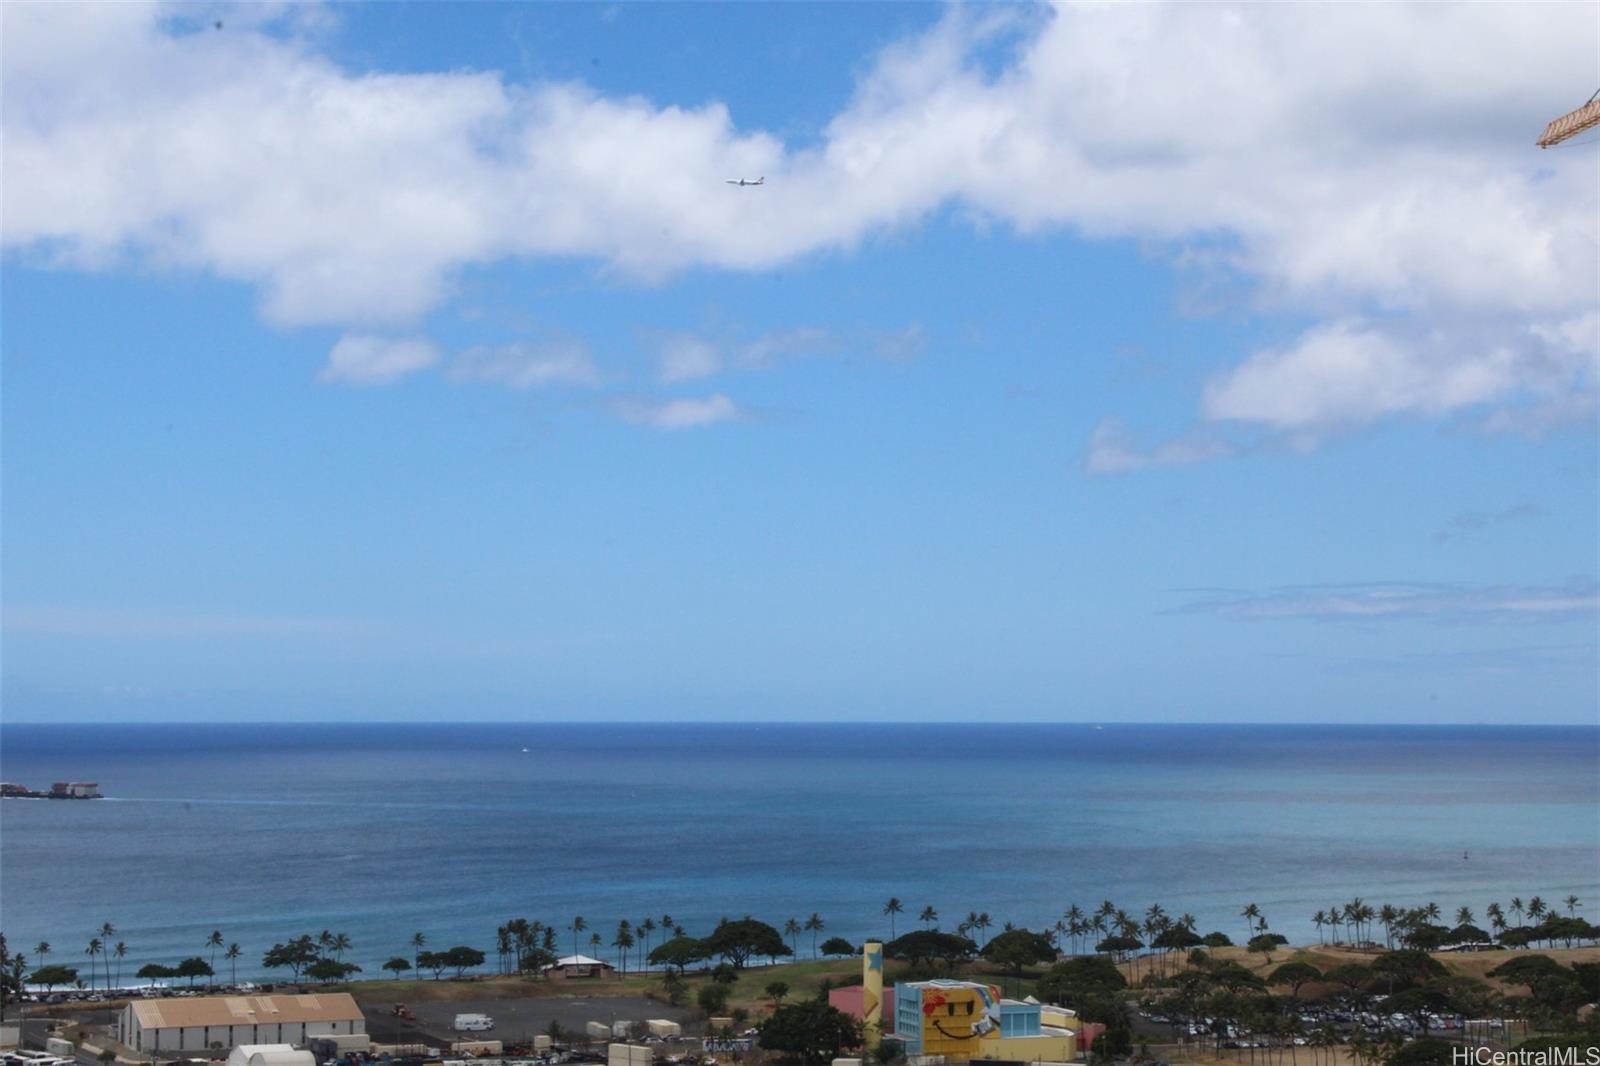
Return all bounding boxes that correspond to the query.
[121,994,366,1053]
[226,1046,316,1066]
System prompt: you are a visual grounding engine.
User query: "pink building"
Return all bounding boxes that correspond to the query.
[827,986,896,1032]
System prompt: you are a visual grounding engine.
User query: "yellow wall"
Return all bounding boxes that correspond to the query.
[979,1031,1078,1062]
[914,984,1002,1059]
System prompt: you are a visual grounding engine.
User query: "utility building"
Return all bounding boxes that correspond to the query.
[121,994,366,1053]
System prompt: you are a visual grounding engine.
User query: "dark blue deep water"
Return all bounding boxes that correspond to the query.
[1,723,1596,981]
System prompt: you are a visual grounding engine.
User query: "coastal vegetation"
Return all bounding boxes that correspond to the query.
[5,894,1598,996]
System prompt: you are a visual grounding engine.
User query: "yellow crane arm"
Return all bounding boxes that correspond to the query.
[1538,92,1600,147]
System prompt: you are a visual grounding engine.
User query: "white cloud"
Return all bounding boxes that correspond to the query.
[1173,579,1599,625]
[3,604,367,639]
[450,339,601,388]
[1084,419,1235,474]
[737,326,838,368]
[319,334,439,385]
[656,333,723,383]
[4,2,1595,439]
[1433,503,1542,545]
[610,393,745,430]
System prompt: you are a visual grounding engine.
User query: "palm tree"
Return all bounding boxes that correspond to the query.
[1487,903,1506,940]
[1527,897,1546,923]
[613,922,634,974]
[496,926,512,974]
[113,942,127,990]
[1345,899,1365,945]
[1456,907,1474,928]
[1326,907,1342,945]
[804,914,824,958]
[1563,895,1580,917]
[639,918,656,960]
[1241,903,1261,941]
[883,898,903,938]
[226,944,241,987]
[919,905,938,929]
[975,912,992,946]
[661,915,674,940]
[1312,911,1326,944]
[1510,897,1525,928]
[588,932,602,961]
[570,917,587,959]
[207,930,224,987]
[783,919,802,955]
[410,932,427,972]
[86,938,103,990]
[1065,905,1084,953]
[1379,904,1399,949]
[332,933,351,961]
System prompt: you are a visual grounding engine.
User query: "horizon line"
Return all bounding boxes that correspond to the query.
[2,718,1596,728]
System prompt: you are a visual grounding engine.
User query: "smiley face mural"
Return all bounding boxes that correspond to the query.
[916,982,1002,1058]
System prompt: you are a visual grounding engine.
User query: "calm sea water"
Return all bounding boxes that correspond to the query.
[1,723,1595,982]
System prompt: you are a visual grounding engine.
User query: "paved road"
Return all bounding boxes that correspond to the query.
[366,997,697,1048]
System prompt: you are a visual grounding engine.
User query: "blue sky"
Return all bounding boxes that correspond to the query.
[3,2,1597,723]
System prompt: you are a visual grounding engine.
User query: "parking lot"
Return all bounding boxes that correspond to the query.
[364,997,698,1048]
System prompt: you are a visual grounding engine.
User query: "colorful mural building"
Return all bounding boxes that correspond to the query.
[892,980,1079,1063]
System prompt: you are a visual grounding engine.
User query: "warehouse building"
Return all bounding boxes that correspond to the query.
[121,994,366,1053]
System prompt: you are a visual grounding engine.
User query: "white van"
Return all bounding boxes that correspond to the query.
[454,1014,495,1032]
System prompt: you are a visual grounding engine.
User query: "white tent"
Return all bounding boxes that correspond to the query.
[552,954,609,967]
[227,1044,315,1066]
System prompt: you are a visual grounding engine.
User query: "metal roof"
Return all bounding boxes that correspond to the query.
[130,993,362,1029]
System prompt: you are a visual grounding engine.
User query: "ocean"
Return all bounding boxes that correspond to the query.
[1,722,1595,982]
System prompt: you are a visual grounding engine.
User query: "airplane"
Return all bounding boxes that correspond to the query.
[725,176,765,186]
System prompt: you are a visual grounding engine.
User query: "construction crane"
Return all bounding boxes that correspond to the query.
[1537,89,1600,147]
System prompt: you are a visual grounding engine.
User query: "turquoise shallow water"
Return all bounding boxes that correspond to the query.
[1,722,1595,981]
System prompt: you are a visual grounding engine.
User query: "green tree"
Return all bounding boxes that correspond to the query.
[697,983,730,1016]
[757,1002,862,1065]
[174,957,214,988]
[417,951,447,979]
[649,935,705,974]
[1269,961,1322,999]
[382,957,412,978]
[1247,932,1289,964]
[306,959,360,984]
[262,937,319,981]
[701,918,791,969]
[28,965,80,992]
[1372,949,1446,992]
[441,945,485,977]
[883,930,976,969]
[918,906,938,929]
[819,937,855,958]
[1036,956,1126,1006]
[136,964,175,981]
[766,980,790,1006]
[662,969,687,1007]
[980,929,1056,985]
